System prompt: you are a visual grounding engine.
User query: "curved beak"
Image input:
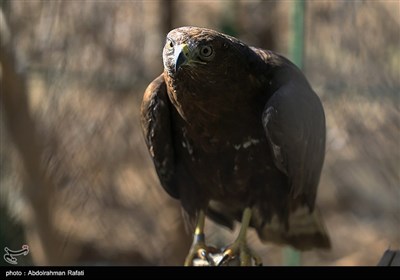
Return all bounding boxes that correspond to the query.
[174,44,190,72]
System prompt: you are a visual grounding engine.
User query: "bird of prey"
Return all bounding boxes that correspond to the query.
[141,26,330,266]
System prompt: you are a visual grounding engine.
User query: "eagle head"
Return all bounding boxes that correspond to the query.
[162,27,251,83]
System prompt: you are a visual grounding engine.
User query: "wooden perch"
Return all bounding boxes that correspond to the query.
[377,250,400,266]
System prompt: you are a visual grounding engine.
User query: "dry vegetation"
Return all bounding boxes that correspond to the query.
[0,0,399,266]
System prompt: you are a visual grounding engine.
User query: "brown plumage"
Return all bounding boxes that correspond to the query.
[141,26,330,256]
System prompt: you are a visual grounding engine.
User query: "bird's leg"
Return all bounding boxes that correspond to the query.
[184,209,217,266]
[218,207,262,266]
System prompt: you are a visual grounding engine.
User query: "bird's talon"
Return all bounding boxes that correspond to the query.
[185,245,218,266]
[218,244,261,266]
[200,249,217,266]
[218,250,236,266]
[198,248,214,265]
[198,249,207,259]
[217,255,229,266]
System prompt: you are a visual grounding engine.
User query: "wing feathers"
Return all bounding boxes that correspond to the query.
[140,74,179,198]
[262,81,326,209]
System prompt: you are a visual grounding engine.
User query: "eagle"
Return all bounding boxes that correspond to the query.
[141,26,330,266]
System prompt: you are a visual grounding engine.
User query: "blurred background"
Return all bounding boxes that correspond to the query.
[0,0,399,266]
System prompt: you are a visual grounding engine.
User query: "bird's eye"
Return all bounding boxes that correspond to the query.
[199,45,213,59]
[165,40,174,50]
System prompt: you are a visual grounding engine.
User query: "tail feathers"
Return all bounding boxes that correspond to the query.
[257,206,331,251]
